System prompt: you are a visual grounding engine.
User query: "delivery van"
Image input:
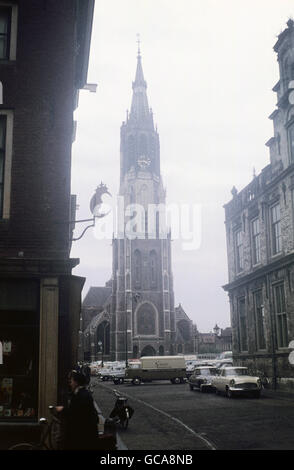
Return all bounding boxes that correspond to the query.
[125,356,186,385]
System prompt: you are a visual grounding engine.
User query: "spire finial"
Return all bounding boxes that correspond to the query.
[136,33,141,56]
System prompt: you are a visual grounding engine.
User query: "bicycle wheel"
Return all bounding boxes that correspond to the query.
[9,443,36,450]
[120,418,129,430]
[49,417,63,450]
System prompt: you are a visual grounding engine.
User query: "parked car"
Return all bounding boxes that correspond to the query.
[212,367,262,398]
[188,367,218,392]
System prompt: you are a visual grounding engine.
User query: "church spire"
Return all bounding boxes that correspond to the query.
[129,37,153,128]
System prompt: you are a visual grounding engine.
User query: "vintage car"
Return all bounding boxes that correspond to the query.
[188,367,218,392]
[212,367,262,398]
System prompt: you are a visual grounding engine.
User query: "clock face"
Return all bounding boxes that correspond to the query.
[137,155,151,169]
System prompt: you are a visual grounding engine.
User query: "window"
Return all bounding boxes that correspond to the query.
[253,290,266,350]
[0,4,17,61]
[0,6,11,60]
[0,110,13,219]
[252,218,261,265]
[134,250,141,287]
[238,297,248,351]
[235,229,244,272]
[288,123,294,163]
[150,251,157,287]
[0,280,39,420]
[0,114,6,217]
[271,203,282,255]
[274,283,288,348]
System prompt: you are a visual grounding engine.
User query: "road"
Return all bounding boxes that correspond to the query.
[92,379,294,450]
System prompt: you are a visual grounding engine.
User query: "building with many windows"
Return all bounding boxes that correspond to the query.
[0,0,94,446]
[223,19,294,391]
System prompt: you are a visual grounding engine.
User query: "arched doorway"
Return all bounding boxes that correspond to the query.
[141,345,156,357]
[133,345,138,359]
[96,321,110,356]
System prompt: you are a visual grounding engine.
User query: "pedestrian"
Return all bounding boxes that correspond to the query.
[56,370,99,450]
[82,362,91,385]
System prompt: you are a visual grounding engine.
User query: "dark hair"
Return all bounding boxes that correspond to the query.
[69,370,87,386]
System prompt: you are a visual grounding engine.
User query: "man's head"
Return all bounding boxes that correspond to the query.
[68,370,87,391]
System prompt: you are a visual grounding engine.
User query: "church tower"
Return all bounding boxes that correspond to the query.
[111,45,176,360]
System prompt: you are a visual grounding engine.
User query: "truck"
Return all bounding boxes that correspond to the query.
[125,356,186,385]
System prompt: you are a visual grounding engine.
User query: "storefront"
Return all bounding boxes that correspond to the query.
[0,272,85,448]
[0,279,39,421]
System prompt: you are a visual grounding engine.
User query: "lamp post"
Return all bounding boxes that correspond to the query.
[98,340,103,367]
[125,311,128,368]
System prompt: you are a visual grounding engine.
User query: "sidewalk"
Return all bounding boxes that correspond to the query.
[262,387,294,401]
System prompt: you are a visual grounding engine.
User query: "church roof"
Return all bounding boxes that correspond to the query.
[82,286,111,308]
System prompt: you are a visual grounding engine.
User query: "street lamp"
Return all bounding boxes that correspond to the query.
[98,340,103,367]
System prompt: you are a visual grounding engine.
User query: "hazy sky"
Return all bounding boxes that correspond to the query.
[71,0,294,332]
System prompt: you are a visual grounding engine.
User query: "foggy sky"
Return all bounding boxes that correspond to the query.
[70,0,294,332]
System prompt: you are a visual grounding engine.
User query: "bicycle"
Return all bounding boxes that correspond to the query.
[9,406,63,450]
[109,389,134,430]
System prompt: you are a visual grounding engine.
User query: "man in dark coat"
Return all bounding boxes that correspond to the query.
[56,370,98,450]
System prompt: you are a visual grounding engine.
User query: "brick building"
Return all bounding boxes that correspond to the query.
[0,0,94,444]
[223,20,294,391]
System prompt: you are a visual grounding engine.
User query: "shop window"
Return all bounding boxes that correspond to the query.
[0,280,39,420]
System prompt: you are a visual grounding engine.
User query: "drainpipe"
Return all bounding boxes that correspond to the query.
[266,273,277,390]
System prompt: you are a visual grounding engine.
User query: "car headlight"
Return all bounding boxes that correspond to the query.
[229,379,235,387]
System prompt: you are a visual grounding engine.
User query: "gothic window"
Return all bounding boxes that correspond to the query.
[134,250,141,287]
[127,135,135,167]
[139,133,148,156]
[133,345,138,359]
[164,274,168,290]
[140,184,148,207]
[164,292,169,309]
[126,273,130,290]
[288,122,294,163]
[130,186,135,204]
[150,251,157,288]
[137,303,156,335]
